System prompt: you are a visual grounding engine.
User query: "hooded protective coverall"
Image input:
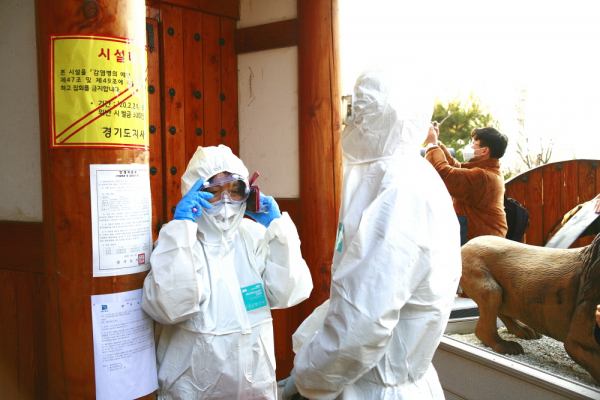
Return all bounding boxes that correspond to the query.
[291,65,462,400]
[142,145,313,400]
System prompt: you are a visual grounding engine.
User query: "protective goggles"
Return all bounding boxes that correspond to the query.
[200,173,249,204]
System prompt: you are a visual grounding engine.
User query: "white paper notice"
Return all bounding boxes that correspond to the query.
[92,289,158,400]
[90,164,152,277]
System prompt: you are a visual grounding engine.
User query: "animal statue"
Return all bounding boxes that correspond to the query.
[460,234,600,382]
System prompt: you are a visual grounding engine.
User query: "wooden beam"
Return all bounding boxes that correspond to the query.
[297,0,343,320]
[145,0,240,20]
[0,221,44,274]
[235,19,298,55]
[35,0,153,397]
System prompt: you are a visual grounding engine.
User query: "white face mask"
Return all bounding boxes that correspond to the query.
[462,146,475,162]
[204,202,243,231]
[462,146,484,162]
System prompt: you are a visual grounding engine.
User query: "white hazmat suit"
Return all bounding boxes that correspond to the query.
[142,145,313,400]
[292,65,462,399]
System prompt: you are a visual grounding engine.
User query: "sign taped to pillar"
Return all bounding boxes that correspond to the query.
[50,35,149,149]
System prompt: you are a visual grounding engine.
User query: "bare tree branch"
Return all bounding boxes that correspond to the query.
[515,132,554,171]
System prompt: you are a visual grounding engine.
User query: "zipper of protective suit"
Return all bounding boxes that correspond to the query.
[216,234,254,400]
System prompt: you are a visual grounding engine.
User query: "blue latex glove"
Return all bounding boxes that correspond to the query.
[277,369,300,400]
[173,179,213,222]
[245,193,281,227]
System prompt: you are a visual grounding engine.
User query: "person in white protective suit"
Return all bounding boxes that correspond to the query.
[142,145,313,400]
[284,65,462,399]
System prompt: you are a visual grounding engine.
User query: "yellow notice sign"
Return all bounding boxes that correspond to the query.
[50,35,149,149]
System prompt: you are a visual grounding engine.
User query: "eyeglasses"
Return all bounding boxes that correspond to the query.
[469,140,485,149]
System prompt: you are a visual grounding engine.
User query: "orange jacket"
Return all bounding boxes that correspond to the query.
[425,142,507,242]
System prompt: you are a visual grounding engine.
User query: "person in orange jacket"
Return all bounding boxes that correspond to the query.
[424,125,508,245]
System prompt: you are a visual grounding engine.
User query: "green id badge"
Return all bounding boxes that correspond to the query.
[241,283,267,311]
[335,223,344,252]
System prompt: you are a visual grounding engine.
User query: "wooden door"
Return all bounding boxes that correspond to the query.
[148,4,239,225]
[145,1,240,350]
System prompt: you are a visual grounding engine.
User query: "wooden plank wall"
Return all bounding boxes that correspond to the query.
[505,159,599,247]
[578,160,598,247]
[0,222,48,399]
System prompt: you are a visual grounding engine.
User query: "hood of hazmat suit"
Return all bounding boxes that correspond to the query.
[292,64,462,400]
[142,145,313,400]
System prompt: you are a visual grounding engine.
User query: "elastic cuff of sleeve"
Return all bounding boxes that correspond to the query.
[265,212,294,244]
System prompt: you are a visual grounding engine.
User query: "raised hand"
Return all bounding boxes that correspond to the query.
[173,178,213,222]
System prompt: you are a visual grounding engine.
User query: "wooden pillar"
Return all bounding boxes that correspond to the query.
[297,0,343,320]
[35,1,153,398]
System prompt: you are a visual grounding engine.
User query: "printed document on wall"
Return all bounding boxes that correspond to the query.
[92,289,158,400]
[90,164,152,277]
